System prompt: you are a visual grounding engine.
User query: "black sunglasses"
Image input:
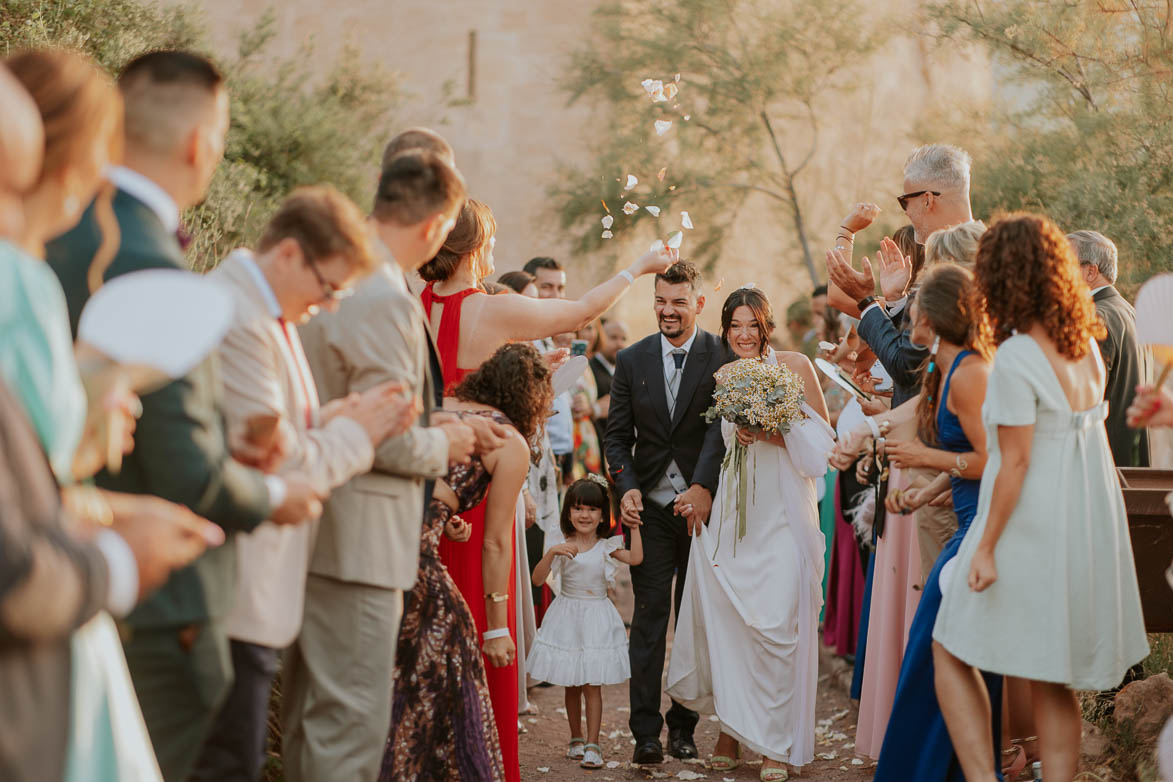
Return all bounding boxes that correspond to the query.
[897,190,940,211]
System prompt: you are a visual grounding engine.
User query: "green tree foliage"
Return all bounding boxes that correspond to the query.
[1,1,401,271]
[925,0,1173,294]
[552,0,878,284]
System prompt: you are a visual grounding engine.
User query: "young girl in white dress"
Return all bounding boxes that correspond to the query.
[527,476,643,770]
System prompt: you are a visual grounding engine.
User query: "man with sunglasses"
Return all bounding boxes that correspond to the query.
[191,185,425,782]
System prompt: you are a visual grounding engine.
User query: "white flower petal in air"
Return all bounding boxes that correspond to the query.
[650,239,665,253]
[663,82,678,101]
[654,119,673,136]
[641,78,657,93]
[602,215,614,229]
[624,174,638,191]
[601,230,613,239]
[681,211,693,230]
[645,206,661,217]
[623,201,639,215]
[667,231,683,249]
[683,115,691,121]
[675,73,681,82]
[657,167,667,181]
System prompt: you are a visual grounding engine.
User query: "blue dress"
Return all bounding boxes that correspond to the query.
[874,351,1004,781]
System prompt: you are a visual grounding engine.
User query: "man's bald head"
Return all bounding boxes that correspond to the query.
[0,64,44,238]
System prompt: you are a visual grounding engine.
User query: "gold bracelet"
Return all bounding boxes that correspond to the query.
[485,591,508,603]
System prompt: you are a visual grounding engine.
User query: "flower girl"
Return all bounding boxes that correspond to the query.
[526,476,643,769]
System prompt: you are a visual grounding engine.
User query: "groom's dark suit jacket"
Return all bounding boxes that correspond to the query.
[605,329,729,499]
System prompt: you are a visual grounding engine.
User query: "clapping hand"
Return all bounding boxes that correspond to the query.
[826,246,876,304]
[877,237,913,301]
[841,202,881,234]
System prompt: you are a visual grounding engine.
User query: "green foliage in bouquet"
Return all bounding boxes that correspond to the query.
[1,1,402,273]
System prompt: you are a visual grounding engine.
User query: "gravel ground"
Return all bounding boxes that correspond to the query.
[518,563,876,782]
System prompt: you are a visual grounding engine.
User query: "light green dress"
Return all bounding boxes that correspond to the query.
[0,240,162,782]
[933,335,1149,690]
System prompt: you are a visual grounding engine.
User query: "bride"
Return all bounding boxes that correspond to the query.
[666,286,833,781]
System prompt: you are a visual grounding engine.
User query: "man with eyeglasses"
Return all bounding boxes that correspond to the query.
[191,185,425,782]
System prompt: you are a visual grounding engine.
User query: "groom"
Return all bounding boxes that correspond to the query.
[606,261,728,764]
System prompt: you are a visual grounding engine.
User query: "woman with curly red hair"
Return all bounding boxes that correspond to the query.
[931,214,1149,782]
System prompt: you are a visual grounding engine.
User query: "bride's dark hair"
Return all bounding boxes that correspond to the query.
[720,287,776,356]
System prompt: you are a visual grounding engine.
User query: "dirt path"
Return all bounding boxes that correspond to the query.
[518,564,875,782]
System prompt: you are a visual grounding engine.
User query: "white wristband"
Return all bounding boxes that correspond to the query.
[864,416,881,439]
[482,628,510,642]
[618,269,635,285]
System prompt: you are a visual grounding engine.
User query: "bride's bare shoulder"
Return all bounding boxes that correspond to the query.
[775,350,814,372]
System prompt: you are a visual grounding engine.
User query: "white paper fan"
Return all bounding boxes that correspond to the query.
[552,355,590,398]
[78,269,235,381]
[1136,274,1173,369]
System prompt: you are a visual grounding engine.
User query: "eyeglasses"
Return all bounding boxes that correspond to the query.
[897,190,940,211]
[300,243,355,303]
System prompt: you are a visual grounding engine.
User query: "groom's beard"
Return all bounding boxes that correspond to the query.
[658,314,690,339]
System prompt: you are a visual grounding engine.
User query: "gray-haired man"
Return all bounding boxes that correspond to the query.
[1069,230,1149,466]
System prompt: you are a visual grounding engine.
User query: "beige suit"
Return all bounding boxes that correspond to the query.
[209,250,374,649]
[283,261,447,782]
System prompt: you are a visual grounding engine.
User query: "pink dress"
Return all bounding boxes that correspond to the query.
[853,468,922,759]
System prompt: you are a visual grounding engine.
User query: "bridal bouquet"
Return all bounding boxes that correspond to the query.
[703,358,805,549]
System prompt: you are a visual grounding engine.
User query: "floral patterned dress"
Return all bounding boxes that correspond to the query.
[381,411,509,782]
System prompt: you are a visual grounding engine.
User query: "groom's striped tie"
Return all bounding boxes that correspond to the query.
[667,348,686,416]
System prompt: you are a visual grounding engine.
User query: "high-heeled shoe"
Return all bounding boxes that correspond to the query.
[760,765,789,781]
[1001,744,1027,779]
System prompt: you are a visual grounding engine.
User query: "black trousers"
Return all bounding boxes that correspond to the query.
[190,639,280,782]
[627,499,699,741]
[526,524,546,616]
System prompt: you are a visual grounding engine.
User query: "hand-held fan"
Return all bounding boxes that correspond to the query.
[1133,274,1173,424]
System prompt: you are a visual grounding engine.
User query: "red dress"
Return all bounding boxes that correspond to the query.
[422,282,520,782]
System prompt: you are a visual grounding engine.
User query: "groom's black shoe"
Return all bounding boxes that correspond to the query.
[632,738,664,765]
[667,729,699,760]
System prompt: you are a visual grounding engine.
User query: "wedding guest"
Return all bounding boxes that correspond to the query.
[606,261,728,764]
[191,187,419,782]
[381,125,454,169]
[288,151,477,782]
[1068,229,1150,467]
[528,477,642,771]
[384,343,552,782]
[869,263,1004,781]
[498,269,537,297]
[569,318,604,480]
[591,318,627,476]
[666,286,833,781]
[0,63,42,239]
[933,214,1149,782]
[45,51,322,781]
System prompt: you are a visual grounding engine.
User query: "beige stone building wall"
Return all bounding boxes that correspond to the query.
[169,0,993,338]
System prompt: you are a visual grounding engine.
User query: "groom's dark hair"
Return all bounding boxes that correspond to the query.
[655,260,701,292]
[372,151,466,226]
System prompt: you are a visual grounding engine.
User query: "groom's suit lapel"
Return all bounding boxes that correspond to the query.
[671,331,709,431]
[643,338,672,431]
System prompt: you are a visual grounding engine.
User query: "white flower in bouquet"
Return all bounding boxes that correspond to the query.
[703,357,805,549]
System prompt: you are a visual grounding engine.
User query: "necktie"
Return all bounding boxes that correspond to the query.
[278,318,315,428]
[667,348,686,416]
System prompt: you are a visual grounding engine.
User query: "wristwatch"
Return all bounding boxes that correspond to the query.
[857,295,878,313]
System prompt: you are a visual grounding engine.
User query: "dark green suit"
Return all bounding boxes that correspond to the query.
[47,188,272,781]
[1094,285,1150,467]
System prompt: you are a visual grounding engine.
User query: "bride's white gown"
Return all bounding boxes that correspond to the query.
[666,350,834,766]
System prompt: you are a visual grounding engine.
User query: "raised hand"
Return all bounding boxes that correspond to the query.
[877,236,913,301]
[548,542,579,559]
[635,245,679,276]
[1127,383,1173,428]
[826,246,876,303]
[841,202,881,234]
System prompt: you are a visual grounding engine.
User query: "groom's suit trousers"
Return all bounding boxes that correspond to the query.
[628,500,700,741]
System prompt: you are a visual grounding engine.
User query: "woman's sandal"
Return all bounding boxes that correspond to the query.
[1001,744,1027,779]
[565,738,586,760]
[760,766,789,782]
[580,743,604,769]
[709,746,741,772]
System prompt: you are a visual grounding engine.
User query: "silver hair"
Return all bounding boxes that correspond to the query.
[1066,230,1118,284]
[924,220,987,269]
[903,144,972,193]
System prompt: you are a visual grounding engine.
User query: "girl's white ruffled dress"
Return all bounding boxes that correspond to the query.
[526,536,630,686]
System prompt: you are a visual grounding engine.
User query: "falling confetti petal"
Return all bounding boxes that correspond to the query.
[650,239,665,253]
[681,211,693,230]
[623,201,639,215]
[667,231,683,249]
[654,119,673,136]
[602,215,614,229]
[657,167,668,181]
[663,82,678,101]
[645,206,661,217]
[601,230,613,239]
[669,185,677,191]
[714,277,725,291]
[537,768,550,774]
[683,115,691,121]
[601,199,610,213]
[675,72,681,82]
[625,174,638,190]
